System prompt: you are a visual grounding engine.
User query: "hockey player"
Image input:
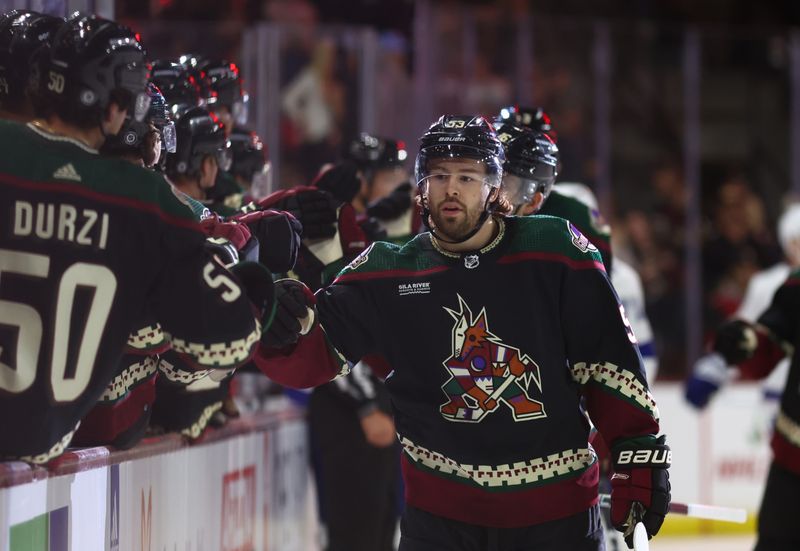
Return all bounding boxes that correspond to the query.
[686,203,800,412]
[165,106,232,208]
[345,132,422,245]
[346,133,410,212]
[694,257,800,550]
[0,10,63,121]
[229,127,271,200]
[195,58,250,212]
[254,115,671,550]
[495,122,612,273]
[0,14,271,463]
[100,82,176,169]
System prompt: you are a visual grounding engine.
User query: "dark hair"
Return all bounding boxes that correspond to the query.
[51,87,132,130]
[490,190,514,216]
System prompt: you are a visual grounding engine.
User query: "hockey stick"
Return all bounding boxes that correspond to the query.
[465,371,518,422]
[598,494,747,523]
[633,522,649,551]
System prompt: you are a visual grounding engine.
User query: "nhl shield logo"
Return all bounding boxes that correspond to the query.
[464,254,480,269]
[439,295,546,423]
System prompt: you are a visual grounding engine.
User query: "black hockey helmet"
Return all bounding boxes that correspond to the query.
[0,10,64,112]
[40,14,150,125]
[199,58,248,125]
[149,60,204,120]
[229,127,267,181]
[346,133,408,170]
[415,114,504,189]
[497,105,555,140]
[415,115,505,244]
[178,53,213,106]
[496,123,559,211]
[166,106,231,178]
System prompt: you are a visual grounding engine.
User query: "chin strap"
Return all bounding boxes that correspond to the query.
[421,192,495,245]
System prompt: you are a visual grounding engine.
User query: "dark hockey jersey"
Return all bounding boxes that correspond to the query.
[540,190,613,272]
[0,121,261,462]
[255,215,659,528]
[738,268,800,475]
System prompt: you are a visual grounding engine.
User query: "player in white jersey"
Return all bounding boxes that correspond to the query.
[556,182,659,382]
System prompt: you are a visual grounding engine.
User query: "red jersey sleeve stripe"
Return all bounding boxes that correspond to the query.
[333,265,451,284]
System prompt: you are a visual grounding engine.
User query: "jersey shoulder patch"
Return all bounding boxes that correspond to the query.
[507,215,605,268]
[338,241,400,277]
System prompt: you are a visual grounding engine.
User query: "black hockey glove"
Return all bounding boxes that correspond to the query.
[366,181,413,221]
[610,435,671,548]
[313,160,361,204]
[713,319,758,364]
[260,188,339,240]
[231,209,302,273]
[261,279,317,348]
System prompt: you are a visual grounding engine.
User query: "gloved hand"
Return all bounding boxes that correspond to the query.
[256,187,339,239]
[261,278,316,348]
[203,237,241,267]
[313,160,362,204]
[231,209,302,273]
[228,261,275,329]
[714,319,758,364]
[366,181,413,221]
[200,216,257,265]
[611,435,671,549]
[358,216,387,242]
[684,352,733,409]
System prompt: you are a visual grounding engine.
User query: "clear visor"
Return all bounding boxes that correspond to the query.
[415,146,503,191]
[161,121,177,153]
[132,92,152,123]
[233,93,249,126]
[502,174,539,209]
[418,171,498,194]
[216,142,233,172]
[250,161,273,200]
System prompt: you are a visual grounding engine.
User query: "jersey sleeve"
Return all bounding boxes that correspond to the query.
[735,273,800,379]
[252,244,390,389]
[757,274,800,344]
[149,180,261,370]
[559,234,660,446]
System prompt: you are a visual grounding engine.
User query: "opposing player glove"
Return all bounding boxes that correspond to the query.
[261,279,316,348]
[231,209,302,273]
[685,352,734,409]
[713,319,758,364]
[366,181,413,221]
[313,161,362,204]
[256,187,339,239]
[611,435,671,549]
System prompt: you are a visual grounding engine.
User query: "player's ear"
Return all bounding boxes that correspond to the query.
[200,155,217,187]
[521,191,545,215]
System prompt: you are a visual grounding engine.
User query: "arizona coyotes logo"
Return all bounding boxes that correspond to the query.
[439,295,546,422]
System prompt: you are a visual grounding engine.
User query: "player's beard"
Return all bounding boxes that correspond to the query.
[428,197,485,242]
